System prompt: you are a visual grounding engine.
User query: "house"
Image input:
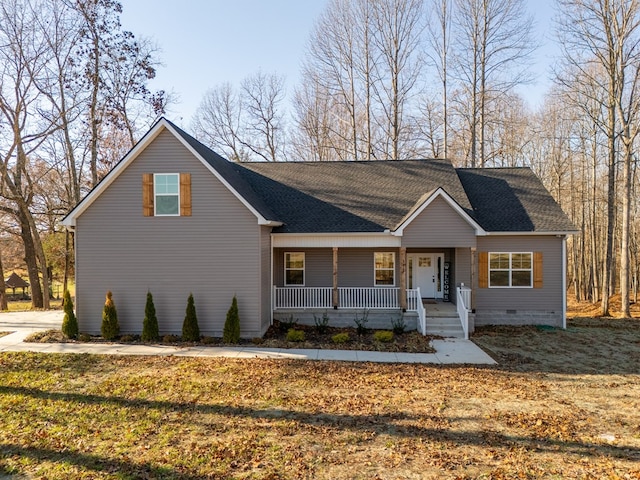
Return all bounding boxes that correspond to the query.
[62,118,577,339]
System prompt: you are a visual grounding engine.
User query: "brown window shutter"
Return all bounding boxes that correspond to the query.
[142,173,154,216]
[478,251,488,288]
[533,252,543,288]
[180,173,192,216]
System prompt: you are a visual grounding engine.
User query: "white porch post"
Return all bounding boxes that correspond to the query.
[562,236,567,329]
[332,247,339,309]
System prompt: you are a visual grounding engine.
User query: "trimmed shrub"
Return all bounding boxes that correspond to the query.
[182,293,200,342]
[223,295,241,343]
[286,329,305,342]
[61,290,78,339]
[101,291,120,340]
[141,291,159,342]
[279,315,297,332]
[332,332,350,344]
[374,330,394,343]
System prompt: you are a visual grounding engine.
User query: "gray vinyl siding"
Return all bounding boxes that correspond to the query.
[274,248,333,287]
[402,196,476,247]
[455,248,472,288]
[474,236,564,326]
[75,129,264,338]
[273,247,398,287]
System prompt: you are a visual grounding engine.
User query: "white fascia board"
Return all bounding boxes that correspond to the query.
[163,122,282,227]
[392,188,486,236]
[272,232,401,248]
[484,231,577,236]
[62,119,168,228]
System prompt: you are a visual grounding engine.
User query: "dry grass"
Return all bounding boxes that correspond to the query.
[1,317,640,479]
[567,292,640,318]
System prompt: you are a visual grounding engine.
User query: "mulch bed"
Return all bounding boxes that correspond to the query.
[24,320,436,353]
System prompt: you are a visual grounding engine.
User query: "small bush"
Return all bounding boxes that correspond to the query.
[251,337,264,345]
[182,293,200,342]
[120,334,136,342]
[391,315,406,334]
[101,291,120,341]
[223,295,241,343]
[141,291,159,342]
[163,334,180,343]
[332,332,350,344]
[374,330,394,343]
[286,329,305,342]
[279,315,298,332]
[314,311,330,334]
[354,310,369,335]
[201,336,216,345]
[61,290,78,339]
[78,333,91,342]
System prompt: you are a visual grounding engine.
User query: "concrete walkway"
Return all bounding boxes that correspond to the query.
[0,311,496,365]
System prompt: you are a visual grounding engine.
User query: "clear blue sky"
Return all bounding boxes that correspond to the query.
[120,0,558,126]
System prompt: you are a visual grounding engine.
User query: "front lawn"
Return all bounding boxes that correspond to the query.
[1,317,639,479]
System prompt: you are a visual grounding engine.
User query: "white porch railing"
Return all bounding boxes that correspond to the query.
[408,287,427,335]
[274,286,423,313]
[338,287,399,309]
[457,285,472,340]
[274,287,333,309]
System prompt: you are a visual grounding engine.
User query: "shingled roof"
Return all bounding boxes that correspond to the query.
[237,159,474,233]
[456,168,576,232]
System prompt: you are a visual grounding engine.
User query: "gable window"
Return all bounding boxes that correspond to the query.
[489,252,532,287]
[285,252,305,285]
[155,173,179,215]
[143,173,191,217]
[374,252,395,286]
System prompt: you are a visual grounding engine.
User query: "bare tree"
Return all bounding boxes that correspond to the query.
[452,0,535,167]
[556,0,640,317]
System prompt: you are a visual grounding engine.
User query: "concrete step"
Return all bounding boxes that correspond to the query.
[426,316,465,338]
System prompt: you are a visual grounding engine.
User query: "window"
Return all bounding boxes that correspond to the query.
[489,252,532,287]
[143,173,191,217]
[374,252,395,286]
[155,173,179,215]
[285,252,305,285]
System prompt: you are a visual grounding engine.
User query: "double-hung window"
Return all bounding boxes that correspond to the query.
[489,252,532,287]
[285,252,305,285]
[374,252,395,286]
[154,173,180,216]
[143,173,191,217]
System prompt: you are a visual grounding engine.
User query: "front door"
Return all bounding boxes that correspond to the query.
[416,255,436,298]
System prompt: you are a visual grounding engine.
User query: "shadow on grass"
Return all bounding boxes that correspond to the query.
[0,443,200,480]
[2,384,639,465]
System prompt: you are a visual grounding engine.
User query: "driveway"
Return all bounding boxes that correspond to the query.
[0,310,63,333]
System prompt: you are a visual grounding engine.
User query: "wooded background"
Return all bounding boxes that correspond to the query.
[1,0,638,317]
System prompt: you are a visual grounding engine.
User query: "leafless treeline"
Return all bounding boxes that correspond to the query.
[0,0,166,308]
[1,0,638,317]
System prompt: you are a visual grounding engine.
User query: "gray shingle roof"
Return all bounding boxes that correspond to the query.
[456,168,577,232]
[238,159,473,233]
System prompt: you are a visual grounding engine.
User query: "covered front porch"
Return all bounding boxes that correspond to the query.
[272,285,472,338]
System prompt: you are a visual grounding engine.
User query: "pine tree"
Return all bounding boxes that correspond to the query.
[182,293,200,342]
[141,291,159,342]
[101,290,120,340]
[223,295,240,343]
[61,290,78,339]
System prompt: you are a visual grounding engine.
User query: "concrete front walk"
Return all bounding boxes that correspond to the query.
[0,311,496,364]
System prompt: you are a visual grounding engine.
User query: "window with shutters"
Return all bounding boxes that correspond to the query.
[489,252,532,288]
[143,173,191,217]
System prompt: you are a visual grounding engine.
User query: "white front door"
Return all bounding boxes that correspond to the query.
[416,255,436,298]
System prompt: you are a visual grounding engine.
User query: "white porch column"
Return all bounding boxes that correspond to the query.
[332,247,339,309]
[399,247,407,311]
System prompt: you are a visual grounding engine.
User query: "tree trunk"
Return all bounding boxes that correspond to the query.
[0,249,7,311]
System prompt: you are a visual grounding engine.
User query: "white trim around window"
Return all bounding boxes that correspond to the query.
[284,252,305,286]
[489,252,533,288]
[154,173,180,216]
[374,252,395,286]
